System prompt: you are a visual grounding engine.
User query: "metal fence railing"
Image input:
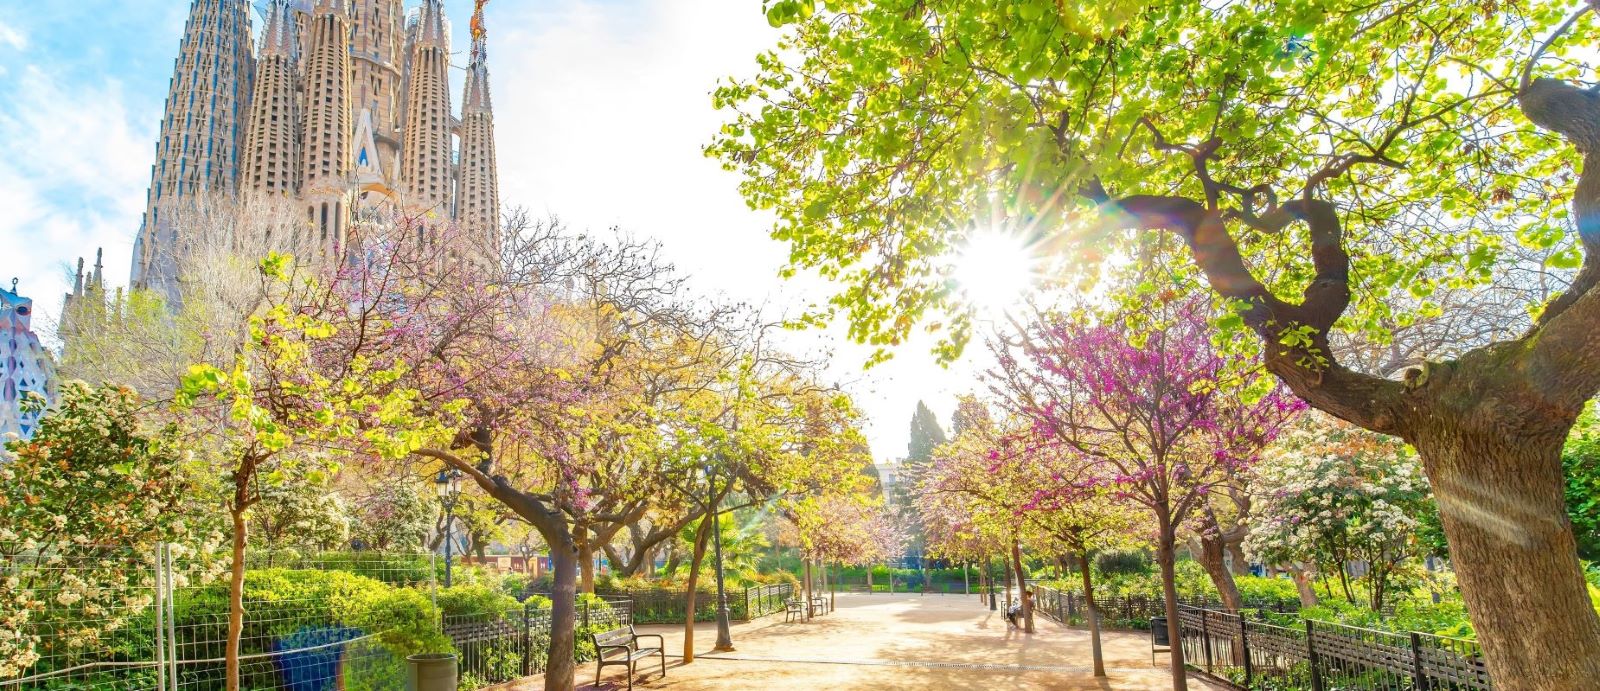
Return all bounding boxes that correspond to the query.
[1030,584,1292,629]
[1,544,436,691]
[743,583,794,620]
[443,596,633,687]
[1177,605,1491,690]
[1027,584,1490,690]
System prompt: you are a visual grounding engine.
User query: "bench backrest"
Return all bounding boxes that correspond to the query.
[592,626,635,655]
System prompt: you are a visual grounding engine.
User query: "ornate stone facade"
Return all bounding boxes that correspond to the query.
[1,281,56,441]
[133,0,503,297]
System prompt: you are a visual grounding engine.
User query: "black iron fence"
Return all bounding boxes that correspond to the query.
[1031,584,1292,630]
[744,583,795,619]
[442,596,633,688]
[594,583,796,624]
[1177,605,1491,690]
[1029,584,1489,690]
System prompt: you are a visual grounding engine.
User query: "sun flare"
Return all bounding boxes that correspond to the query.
[950,229,1038,313]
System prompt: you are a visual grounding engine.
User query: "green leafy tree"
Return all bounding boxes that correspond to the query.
[1564,406,1600,562]
[906,401,947,463]
[0,383,217,679]
[248,462,351,554]
[711,2,1600,684]
[175,253,462,691]
[1244,416,1434,612]
[350,480,436,552]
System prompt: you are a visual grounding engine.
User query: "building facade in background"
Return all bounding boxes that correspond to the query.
[129,0,503,298]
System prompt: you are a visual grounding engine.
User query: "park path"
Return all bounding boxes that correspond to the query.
[501,592,1220,690]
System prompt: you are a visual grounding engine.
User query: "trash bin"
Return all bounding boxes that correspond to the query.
[1150,616,1169,647]
[407,653,457,691]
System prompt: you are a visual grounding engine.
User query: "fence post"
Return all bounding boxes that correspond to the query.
[1239,614,1252,686]
[1200,608,1213,673]
[1410,632,1430,691]
[154,542,167,691]
[522,600,532,676]
[1307,619,1324,691]
[583,598,591,629]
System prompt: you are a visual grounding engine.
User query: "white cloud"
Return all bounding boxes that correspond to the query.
[0,63,152,335]
[0,20,27,51]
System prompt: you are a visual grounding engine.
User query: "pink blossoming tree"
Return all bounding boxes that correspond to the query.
[989,296,1301,687]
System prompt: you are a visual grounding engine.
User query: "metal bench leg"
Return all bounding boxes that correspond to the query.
[659,651,666,677]
[627,660,635,691]
[595,661,604,688]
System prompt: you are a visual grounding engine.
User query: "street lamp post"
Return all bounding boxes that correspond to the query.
[435,469,463,587]
[707,463,734,651]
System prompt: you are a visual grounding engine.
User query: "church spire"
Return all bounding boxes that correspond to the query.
[457,0,500,257]
[241,0,302,196]
[130,0,254,300]
[301,0,355,252]
[401,0,454,216]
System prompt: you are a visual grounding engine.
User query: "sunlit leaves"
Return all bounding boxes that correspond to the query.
[711,0,1576,364]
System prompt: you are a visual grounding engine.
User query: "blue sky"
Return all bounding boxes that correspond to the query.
[0,0,988,460]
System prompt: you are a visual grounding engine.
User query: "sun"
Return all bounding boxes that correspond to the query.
[949,229,1039,313]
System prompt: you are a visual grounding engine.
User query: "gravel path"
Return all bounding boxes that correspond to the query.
[498,592,1221,690]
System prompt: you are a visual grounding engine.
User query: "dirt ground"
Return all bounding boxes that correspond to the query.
[498,592,1219,690]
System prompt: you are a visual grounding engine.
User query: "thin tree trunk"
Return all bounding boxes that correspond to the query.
[225,504,247,691]
[803,559,814,620]
[1002,554,1013,611]
[1079,551,1105,678]
[1289,563,1319,608]
[578,538,595,594]
[1010,538,1034,633]
[1158,523,1187,691]
[681,517,712,664]
[1226,541,1251,576]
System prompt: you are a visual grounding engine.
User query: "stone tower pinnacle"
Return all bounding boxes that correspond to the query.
[351,0,406,192]
[401,0,455,217]
[242,0,302,197]
[457,0,500,255]
[302,0,355,251]
[130,0,254,299]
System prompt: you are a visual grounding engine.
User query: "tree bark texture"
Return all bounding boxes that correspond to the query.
[1289,563,1319,608]
[681,517,712,664]
[1079,551,1106,678]
[225,505,247,691]
[1011,538,1035,633]
[1157,526,1188,691]
[1195,530,1244,611]
[1101,86,1600,683]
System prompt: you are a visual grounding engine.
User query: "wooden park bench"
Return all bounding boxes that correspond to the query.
[590,625,665,690]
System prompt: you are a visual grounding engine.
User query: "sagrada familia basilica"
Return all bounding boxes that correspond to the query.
[3,0,505,440]
[125,0,503,298]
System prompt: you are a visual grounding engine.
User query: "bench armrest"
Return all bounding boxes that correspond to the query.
[634,633,665,648]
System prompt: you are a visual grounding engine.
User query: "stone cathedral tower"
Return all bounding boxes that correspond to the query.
[458,2,500,255]
[130,0,254,297]
[133,0,505,298]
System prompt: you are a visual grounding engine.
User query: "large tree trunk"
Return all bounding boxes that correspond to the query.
[546,544,578,691]
[1079,551,1105,678]
[681,517,712,663]
[1010,538,1034,633]
[1412,419,1600,687]
[1194,530,1244,611]
[1157,522,1187,691]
